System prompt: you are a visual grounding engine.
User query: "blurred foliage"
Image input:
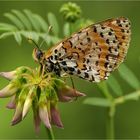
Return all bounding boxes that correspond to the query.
[0,2,140,140]
[0,8,93,46]
[0,9,60,45]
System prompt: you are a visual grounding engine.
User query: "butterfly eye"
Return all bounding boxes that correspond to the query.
[33,48,43,62]
[36,50,43,60]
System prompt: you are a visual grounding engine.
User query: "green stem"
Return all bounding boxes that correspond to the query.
[98,82,113,101]
[106,105,115,140]
[98,82,115,139]
[69,22,74,34]
[106,113,114,139]
[46,127,55,140]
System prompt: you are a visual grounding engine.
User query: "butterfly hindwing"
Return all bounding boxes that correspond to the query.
[44,17,131,82]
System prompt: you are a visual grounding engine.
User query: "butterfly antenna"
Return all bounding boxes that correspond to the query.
[39,25,52,48]
[28,38,39,49]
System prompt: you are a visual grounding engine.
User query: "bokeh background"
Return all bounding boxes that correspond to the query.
[0,1,140,139]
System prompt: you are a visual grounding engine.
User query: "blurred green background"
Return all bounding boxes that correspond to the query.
[0,1,140,139]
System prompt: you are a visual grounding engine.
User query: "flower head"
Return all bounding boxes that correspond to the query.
[60,2,81,23]
[0,66,85,133]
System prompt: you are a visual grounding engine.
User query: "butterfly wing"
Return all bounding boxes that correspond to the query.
[45,17,131,82]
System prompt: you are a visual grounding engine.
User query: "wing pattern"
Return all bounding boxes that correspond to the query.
[45,17,131,82]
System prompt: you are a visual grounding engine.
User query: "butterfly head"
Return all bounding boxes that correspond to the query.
[33,48,44,62]
[28,38,44,63]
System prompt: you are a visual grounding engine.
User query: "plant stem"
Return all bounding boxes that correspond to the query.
[106,105,115,140]
[106,113,115,139]
[69,23,72,34]
[98,82,113,101]
[98,82,115,139]
[46,127,55,140]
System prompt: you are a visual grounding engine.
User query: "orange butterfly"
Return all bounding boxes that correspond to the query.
[33,17,131,82]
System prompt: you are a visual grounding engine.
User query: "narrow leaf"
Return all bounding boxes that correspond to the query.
[63,22,70,37]
[21,31,39,43]
[4,13,24,29]
[40,34,51,46]
[28,32,39,43]
[118,64,140,89]
[51,36,60,44]
[114,90,140,105]
[0,27,14,32]
[47,12,59,35]
[97,82,113,100]
[0,32,13,39]
[84,97,111,107]
[40,34,60,46]
[0,23,17,31]
[11,9,32,30]
[32,14,44,32]
[23,9,40,32]
[124,90,140,101]
[107,75,123,96]
[13,32,22,45]
[33,14,48,32]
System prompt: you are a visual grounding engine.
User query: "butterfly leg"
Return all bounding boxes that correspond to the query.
[69,76,78,100]
[40,64,45,77]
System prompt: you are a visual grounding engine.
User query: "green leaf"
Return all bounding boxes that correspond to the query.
[31,14,42,32]
[4,13,24,29]
[0,23,17,31]
[97,82,113,100]
[63,22,70,36]
[23,9,40,32]
[13,32,22,45]
[0,27,14,32]
[47,12,59,35]
[124,90,140,101]
[107,75,123,96]
[11,9,32,30]
[118,64,140,89]
[51,36,60,44]
[33,14,48,32]
[40,34,60,47]
[40,34,51,46]
[31,32,40,43]
[84,97,111,107]
[0,32,13,39]
[21,31,39,43]
[114,90,140,105]
[20,31,29,39]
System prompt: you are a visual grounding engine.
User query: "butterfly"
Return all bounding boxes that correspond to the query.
[33,17,131,82]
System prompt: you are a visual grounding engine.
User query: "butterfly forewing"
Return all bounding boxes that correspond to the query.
[45,17,131,82]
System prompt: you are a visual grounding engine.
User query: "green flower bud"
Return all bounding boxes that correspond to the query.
[50,103,63,128]
[57,85,86,102]
[33,110,41,134]
[0,71,16,80]
[22,86,36,119]
[11,87,29,125]
[6,95,16,109]
[0,66,31,81]
[0,84,18,98]
[39,94,51,129]
[60,2,81,23]
[11,101,23,126]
